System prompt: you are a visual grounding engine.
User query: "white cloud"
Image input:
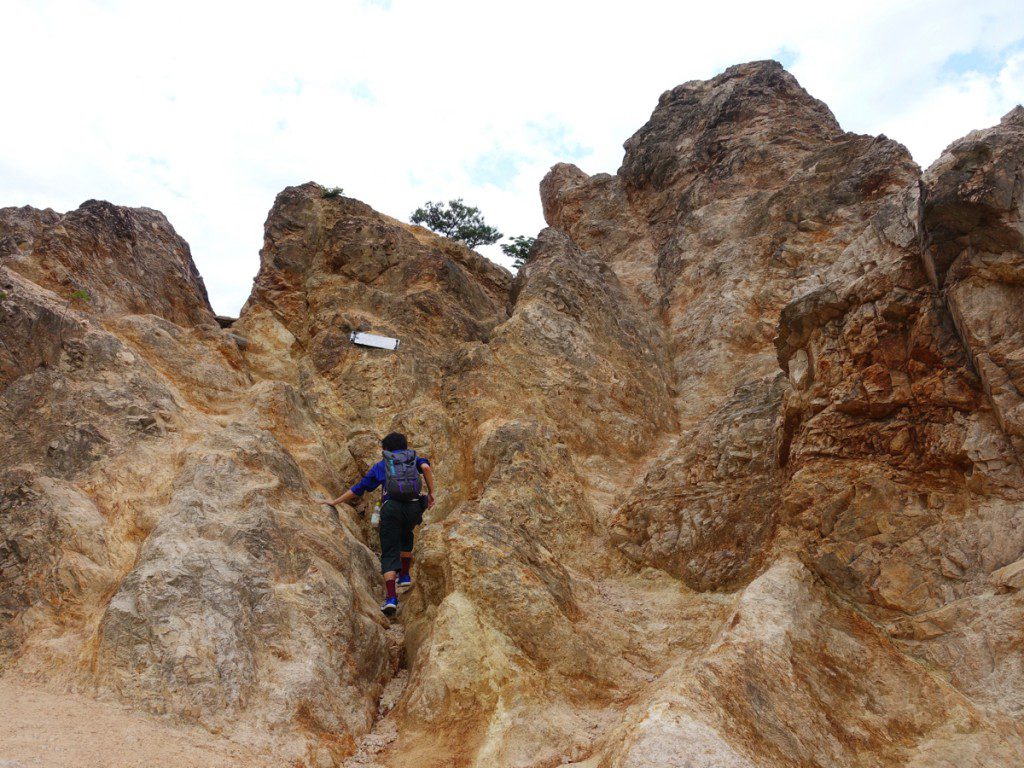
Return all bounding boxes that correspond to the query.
[880,51,1024,165]
[2,0,1022,313]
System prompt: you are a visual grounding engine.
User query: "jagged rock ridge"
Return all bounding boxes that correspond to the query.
[2,60,1024,767]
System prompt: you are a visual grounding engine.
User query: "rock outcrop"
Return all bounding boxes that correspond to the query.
[921,106,1024,456]
[1,201,216,326]
[3,60,1024,767]
[0,199,396,765]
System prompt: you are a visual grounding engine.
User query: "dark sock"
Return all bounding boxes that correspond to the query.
[385,578,397,600]
[401,555,412,577]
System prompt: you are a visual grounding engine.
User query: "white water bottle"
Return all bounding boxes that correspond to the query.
[370,504,380,527]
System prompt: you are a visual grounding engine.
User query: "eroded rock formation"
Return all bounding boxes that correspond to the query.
[2,60,1024,767]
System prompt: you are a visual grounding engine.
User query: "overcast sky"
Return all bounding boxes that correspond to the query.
[3,1,1023,314]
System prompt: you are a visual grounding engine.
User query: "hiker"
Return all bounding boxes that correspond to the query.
[318,432,435,617]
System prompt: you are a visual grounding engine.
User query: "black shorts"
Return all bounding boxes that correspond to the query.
[378,499,422,574]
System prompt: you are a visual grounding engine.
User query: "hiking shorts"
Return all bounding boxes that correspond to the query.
[378,499,422,574]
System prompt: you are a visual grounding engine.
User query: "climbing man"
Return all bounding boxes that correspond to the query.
[318,432,435,617]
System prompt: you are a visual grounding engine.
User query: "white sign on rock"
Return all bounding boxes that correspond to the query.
[350,331,400,351]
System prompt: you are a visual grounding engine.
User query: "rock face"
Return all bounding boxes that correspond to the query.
[0,203,392,765]
[3,60,1024,767]
[1,201,216,326]
[922,106,1024,456]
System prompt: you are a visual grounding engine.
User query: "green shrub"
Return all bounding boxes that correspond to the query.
[411,199,502,249]
[322,186,345,199]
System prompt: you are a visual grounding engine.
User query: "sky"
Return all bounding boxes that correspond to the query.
[2,0,1023,315]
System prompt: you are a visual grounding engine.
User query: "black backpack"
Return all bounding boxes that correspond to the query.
[383,449,422,501]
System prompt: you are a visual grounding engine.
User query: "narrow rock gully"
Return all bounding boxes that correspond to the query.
[346,439,736,768]
[344,619,407,766]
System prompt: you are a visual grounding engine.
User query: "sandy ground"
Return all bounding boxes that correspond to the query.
[0,675,274,768]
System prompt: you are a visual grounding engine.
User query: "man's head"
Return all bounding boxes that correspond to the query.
[382,432,408,451]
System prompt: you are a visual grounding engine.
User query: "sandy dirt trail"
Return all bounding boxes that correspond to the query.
[0,675,274,768]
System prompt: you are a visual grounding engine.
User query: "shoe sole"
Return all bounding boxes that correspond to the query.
[381,604,397,617]
[397,581,413,590]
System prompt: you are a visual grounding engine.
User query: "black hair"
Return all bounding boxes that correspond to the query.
[381,432,408,451]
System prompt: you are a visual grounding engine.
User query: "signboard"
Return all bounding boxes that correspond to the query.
[350,331,400,351]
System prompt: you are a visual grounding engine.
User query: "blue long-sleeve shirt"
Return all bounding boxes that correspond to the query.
[351,456,430,502]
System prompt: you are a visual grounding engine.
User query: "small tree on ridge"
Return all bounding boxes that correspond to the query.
[411,199,502,249]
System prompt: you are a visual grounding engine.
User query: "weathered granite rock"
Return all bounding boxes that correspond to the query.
[3,62,1024,768]
[763,115,1024,727]
[610,375,786,590]
[600,559,1024,768]
[234,183,512,502]
[543,62,926,597]
[390,227,684,760]
[922,106,1024,456]
[991,557,1024,591]
[543,61,919,422]
[538,59,1024,765]
[0,199,397,763]
[0,201,216,326]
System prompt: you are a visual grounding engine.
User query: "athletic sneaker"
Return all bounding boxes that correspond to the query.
[397,573,412,588]
[380,597,398,617]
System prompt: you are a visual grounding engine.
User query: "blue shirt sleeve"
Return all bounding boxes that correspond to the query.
[350,461,385,496]
[416,456,430,472]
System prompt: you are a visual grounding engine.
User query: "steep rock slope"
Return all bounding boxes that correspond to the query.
[2,60,1024,768]
[536,60,1024,767]
[1,201,394,766]
[545,62,923,592]
[236,188,692,764]
[1,200,215,326]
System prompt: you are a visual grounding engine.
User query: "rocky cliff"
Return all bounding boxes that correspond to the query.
[2,60,1024,767]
